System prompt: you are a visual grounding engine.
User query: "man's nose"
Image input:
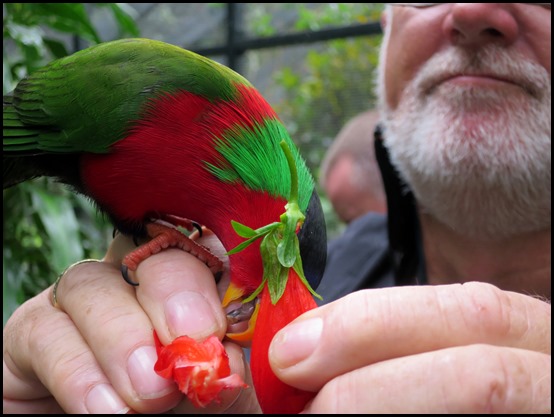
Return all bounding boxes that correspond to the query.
[443,3,519,48]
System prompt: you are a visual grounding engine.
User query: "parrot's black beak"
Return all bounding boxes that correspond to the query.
[298,190,327,291]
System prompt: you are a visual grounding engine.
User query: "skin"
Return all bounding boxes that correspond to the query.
[4,234,260,414]
[325,154,387,223]
[3,4,551,414]
[381,3,551,299]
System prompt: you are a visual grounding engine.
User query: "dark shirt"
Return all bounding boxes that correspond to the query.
[316,124,427,304]
[316,212,395,305]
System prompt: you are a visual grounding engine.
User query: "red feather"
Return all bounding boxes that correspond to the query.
[80,83,287,294]
[81,84,279,230]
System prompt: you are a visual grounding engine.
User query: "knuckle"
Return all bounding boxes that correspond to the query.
[308,377,343,413]
[458,282,513,338]
[440,345,532,413]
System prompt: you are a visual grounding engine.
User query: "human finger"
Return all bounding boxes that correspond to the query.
[3,289,131,414]
[105,230,230,342]
[132,243,228,344]
[53,258,181,413]
[304,344,551,413]
[269,282,551,391]
[57,231,233,412]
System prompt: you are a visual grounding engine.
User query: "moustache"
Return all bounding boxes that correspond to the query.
[414,45,549,100]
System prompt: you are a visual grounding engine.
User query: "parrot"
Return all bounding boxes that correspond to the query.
[3,38,327,414]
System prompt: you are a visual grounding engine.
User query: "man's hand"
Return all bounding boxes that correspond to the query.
[269,283,551,413]
[3,233,260,414]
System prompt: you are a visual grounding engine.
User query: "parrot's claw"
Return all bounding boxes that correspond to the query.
[121,264,139,286]
[192,221,203,237]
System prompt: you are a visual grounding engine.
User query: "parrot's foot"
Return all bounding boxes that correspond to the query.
[157,214,203,237]
[121,222,224,285]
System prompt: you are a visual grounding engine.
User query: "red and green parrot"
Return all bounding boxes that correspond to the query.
[3,38,327,414]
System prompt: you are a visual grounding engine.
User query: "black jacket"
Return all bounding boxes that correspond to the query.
[317,125,426,304]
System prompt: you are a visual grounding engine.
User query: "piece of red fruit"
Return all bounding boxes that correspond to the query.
[154,331,247,407]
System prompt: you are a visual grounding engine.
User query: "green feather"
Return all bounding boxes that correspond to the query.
[205,118,314,212]
[4,38,252,155]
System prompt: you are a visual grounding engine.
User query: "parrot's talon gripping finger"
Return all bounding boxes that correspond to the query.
[214,270,223,284]
[132,236,140,247]
[112,228,118,238]
[120,222,224,287]
[121,264,139,286]
[192,221,203,237]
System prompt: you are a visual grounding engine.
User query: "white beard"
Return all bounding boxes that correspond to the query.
[377,44,551,241]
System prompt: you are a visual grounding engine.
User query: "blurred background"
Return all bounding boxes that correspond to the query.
[3,3,385,324]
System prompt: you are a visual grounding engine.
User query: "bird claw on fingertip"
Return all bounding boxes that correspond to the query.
[192,221,203,238]
[121,264,139,286]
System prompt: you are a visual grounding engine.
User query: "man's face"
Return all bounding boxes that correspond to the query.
[381,4,551,111]
[378,4,551,239]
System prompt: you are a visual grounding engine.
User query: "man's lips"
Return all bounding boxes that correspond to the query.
[442,74,520,87]
[427,72,537,96]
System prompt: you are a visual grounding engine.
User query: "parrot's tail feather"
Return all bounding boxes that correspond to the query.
[3,95,76,189]
[3,94,44,154]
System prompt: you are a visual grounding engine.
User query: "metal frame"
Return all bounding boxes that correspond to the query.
[192,4,383,72]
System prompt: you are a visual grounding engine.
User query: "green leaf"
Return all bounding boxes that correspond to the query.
[268,264,289,304]
[264,232,289,304]
[43,38,69,59]
[261,232,281,282]
[226,233,264,255]
[231,220,257,238]
[32,187,84,272]
[108,3,140,37]
[277,214,298,267]
[227,221,280,255]
[34,4,102,43]
[242,280,265,304]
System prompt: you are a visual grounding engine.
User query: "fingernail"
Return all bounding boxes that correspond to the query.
[85,384,130,414]
[165,292,218,338]
[128,346,175,400]
[269,318,323,369]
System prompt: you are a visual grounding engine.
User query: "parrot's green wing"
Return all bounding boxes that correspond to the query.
[3,38,250,155]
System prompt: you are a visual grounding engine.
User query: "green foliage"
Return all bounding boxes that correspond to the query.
[268,4,384,237]
[3,180,111,314]
[3,3,139,325]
